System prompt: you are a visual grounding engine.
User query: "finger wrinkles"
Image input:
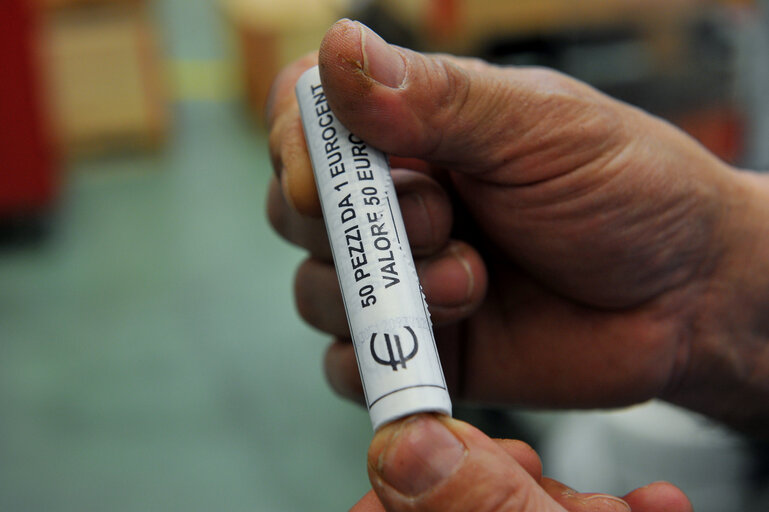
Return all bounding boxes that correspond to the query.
[422,461,551,512]
[480,484,549,512]
[542,477,632,512]
[492,439,543,481]
[419,56,474,162]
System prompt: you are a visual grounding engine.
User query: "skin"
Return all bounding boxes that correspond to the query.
[266,18,769,512]
[352,414,692,512]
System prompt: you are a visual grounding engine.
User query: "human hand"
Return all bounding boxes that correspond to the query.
[348,414,692,512]
[267,20,769,433]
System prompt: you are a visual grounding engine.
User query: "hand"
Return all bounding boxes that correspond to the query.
[267,20,769,433]
[349,414,692,512]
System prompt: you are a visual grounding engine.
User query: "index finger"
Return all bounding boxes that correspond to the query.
[266,52,323,216]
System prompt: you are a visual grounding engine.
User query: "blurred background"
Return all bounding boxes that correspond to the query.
[1,0,768,510]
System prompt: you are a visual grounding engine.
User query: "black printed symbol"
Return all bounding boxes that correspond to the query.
[370,326,418,371]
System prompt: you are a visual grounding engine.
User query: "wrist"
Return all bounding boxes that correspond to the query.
[665,169,769,436]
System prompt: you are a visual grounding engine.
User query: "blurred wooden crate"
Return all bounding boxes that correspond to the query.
[40,0,168,156]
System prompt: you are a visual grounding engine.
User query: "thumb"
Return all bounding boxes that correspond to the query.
[318,19,623,178]
[367,414,566,512]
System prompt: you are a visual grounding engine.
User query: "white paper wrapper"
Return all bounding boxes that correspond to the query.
[295,66,451,431]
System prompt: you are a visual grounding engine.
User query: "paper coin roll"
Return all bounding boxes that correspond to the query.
[295,66,452,431]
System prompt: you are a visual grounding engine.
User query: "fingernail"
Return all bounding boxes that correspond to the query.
[399,193,434,250]
[418,246,474,307]
[582,494,632,511]
[357,21,406,88]
[371,415,465,497]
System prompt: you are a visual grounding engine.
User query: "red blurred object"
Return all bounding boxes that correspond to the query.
[426,0,462,43]
[673,106,744,165]
[0,0,58,218]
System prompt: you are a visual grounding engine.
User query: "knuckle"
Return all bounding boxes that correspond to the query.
[521,66,591,99]
[437,57,471,109]
[525,68,623,135]
[324,343,363,402]
[513,67,628,167]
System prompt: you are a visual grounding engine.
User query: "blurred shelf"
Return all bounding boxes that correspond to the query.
[40,0,169,157]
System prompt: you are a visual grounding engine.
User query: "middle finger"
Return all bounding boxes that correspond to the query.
[267,168,455,260]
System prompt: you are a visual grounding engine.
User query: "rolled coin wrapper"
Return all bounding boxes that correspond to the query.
[296,66,451,431]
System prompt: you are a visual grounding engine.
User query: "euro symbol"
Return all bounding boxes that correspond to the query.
[370,326,418,371]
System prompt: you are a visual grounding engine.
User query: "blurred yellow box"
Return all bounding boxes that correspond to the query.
[220,0,348,122]
[41,0,168,156]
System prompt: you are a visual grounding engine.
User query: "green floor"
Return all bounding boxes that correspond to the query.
[0,3,371,510]
[0,104,371,512]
